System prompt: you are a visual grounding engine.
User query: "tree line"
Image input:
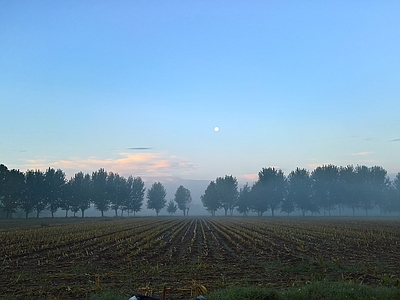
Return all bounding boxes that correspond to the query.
[0,164,192,218]
[1,163,400,218]
[201,165,400,217]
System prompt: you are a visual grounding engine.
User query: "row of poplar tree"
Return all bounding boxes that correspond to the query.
[2,163,400,218]
[201,165,400,217]
[0,164,192,218]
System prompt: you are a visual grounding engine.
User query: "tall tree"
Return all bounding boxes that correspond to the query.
[44,168,66,217]
[287,168,314,216]
[1,168,25,218]
[369,166,390,215]
[0,164,8,202]
[108,172,128,217]
[339,165,359,216]
[311,165,339,216]
[252,168,286,217]
[215,175,238,216]
[92,168,109,217]
[393,173,400,215]
[201,181,220,216]
[174,185,192,216]
[146,182,167,216]
[25,170,46,218]
[126,176,145,216]
[237,183,251,216]
[68,172,92,217]
[355,165,382,216]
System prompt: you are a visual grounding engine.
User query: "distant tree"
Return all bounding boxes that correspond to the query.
[250,183,269,216]
[252,168,285,217]
[1,168,25,218]
[174,185,192,216]
[166,199,177,215]
[287,168,314,216]
[25,170,46,218]
[126,176,145,216]
[354,165,388,216]
[67,172,92,217]
[92,168,109,217]
[60,180,73,217]
[369,166,390,215]
[393,173,400,215]
[108,172,129,217]
[339,165,359,216]
[280,176,294,216]
[215,175,238,216]
[0,164,7,200]
[381,184,397,215]
[147,182,167,216]
[237,183,251,216]
[311,165,340,216]
[201,181,220,216]
[44,168,66,217]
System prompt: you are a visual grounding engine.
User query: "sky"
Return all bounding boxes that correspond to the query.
[1,1,400,197]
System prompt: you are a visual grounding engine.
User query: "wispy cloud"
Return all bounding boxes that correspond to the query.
[128,147,152,150]
[240,173,258,183]
[307,163,332,170]
[25,152,197,178]
[389,138,400,142]
[351,151,373,156]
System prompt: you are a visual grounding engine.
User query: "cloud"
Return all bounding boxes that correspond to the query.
[389,138,400,142]
[307,163,332,170]
[25,152,197,179]
[240,173,258,183]
[128,147,152,150]
[351,151,373,156]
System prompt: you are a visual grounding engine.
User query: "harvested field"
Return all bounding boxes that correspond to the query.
[1,217,400,299]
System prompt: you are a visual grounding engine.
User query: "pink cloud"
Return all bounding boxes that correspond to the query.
[239,173,258,183]
[25,152,196,179]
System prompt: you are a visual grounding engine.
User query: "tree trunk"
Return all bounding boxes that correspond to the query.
[25,211,29,218]
[81,209,85,218]
[271,208,275,217]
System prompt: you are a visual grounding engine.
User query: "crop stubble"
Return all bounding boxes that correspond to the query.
[1,217,399,299]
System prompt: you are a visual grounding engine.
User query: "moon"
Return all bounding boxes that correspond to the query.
[214,126,219,132]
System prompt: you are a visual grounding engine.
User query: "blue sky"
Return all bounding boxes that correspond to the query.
[1,1,400,188]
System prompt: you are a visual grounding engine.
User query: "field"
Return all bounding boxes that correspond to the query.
[1,217,400,299]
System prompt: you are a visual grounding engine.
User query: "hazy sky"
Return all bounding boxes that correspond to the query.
[1,1,400,185]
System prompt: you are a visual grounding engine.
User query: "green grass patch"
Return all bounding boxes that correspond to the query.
[207,281,400,300]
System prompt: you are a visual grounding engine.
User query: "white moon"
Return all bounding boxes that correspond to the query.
[214,126,219,132]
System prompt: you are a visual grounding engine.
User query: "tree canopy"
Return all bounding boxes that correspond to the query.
[146,182,167,216]
[174,185,192,216]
